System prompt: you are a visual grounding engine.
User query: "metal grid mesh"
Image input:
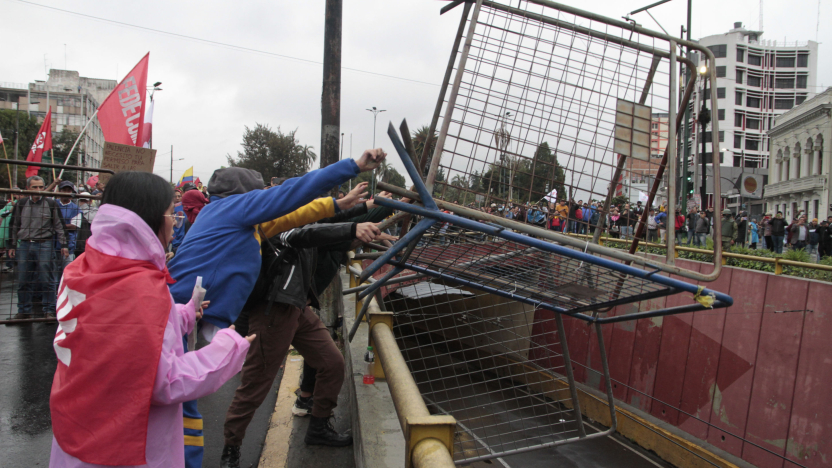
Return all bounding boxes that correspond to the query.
[0,191,100,323]
[432,0,675,243]
[402,220,675,315]
[382,281,582,464]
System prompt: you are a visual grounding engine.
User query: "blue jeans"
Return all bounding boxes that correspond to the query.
[620,226,632,239]
[806,243,818,260]
[16,241,56,314]
[694,233,707,248]
[772,235,785,254]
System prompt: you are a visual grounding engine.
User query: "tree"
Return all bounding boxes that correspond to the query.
[411,126,437,177]
[0,109,42,188]
[227,123,317,179]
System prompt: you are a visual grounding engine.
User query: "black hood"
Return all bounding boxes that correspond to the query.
[208,167,264,199]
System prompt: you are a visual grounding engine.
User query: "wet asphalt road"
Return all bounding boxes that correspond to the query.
[0,322,56,467]
[0,322,280,468]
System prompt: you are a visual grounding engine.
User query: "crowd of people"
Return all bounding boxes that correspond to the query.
[3,148,391,468]
[455,196,832,261]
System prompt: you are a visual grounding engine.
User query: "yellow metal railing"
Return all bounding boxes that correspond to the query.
[346,254,457,468]
[568,233,832,276]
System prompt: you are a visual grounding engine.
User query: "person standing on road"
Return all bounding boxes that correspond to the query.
[761,212,773,251]
[9,176,68,319]
[736,212,748,248]
[790,215,809,251]
[48,171,253,468]
[694,211,709,248]
[749,217,759,250]
[770,212,787,254]
[674,210,686,245]
[819,220,830,258]
[685,207,697,246]
[806,218,820,261]
[646,208,658,243]
[720,209,738,251]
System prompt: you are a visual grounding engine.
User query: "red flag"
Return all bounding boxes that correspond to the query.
[86,175,99,188]
[50,246,172,465]
[25,108,53,178]
[98,53,149,146]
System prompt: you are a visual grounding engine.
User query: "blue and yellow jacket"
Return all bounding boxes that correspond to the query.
[168,159,360,328]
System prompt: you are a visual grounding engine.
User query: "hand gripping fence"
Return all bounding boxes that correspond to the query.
[348,122,733,465]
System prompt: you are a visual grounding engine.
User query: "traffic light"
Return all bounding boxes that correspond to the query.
[685,170,694,195]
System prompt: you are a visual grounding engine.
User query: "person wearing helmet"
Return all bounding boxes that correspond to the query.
[720,209,738,251]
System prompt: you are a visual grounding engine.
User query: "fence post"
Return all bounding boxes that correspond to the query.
[775,257,783,275]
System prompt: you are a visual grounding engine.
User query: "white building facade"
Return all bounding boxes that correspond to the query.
[765,88,832,221]
[687,22,818,208]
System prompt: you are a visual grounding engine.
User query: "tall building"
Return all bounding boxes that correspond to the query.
[686,22,819,209]
[0,69,116,183]
[765,87,831,221]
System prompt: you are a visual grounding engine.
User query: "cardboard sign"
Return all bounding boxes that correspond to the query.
[99,141,157,183]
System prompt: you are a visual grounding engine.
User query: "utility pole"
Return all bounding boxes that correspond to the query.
[319,0,343,331]
[366,106,386,194]
[681,0,692,207]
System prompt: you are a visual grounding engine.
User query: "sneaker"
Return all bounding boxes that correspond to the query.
[292,395,313,417]
[12,313,30,320]
[305,416,353,447]
[44,313,57,319]
[220,445,241,468]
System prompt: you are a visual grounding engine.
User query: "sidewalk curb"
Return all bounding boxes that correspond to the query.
[258,352,304,468]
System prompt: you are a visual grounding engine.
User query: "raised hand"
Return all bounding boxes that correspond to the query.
[356,148,387,172]
[337,182,369,211]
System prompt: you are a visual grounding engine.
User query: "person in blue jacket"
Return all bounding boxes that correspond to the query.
[168,149,384,468]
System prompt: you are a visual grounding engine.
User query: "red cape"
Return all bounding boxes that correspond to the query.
[51,246,173,466]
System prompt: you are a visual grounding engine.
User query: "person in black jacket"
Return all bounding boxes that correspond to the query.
[770,211,787,254]
[220,200,395,466]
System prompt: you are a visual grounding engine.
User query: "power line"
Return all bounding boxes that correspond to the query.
[10,0,441,88]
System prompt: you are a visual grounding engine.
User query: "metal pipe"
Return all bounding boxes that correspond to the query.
[666,40,677,264]
[555,313,586,437]
[629,0,673,15]
[425,0,482,191]
[422,1,473,174]
[0,188,101,199]
[342,273,426,295]
[411,438,455,468]
[371,319,431,433]
[376,182,720,281]
[0,158,115,174]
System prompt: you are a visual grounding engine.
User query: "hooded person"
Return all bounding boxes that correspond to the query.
[167,149,384,468]
[180,182,208,224]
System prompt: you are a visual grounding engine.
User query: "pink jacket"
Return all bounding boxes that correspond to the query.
[50,204,250,468]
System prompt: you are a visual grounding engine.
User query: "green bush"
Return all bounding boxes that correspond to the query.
[595,235,832,283]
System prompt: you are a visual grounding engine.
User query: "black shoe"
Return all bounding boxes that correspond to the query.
[305,416,353,447]
[220,445,241,468]
[12,313,30,320]
[292,395,313,417]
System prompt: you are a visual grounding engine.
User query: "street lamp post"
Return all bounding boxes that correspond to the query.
[148,82,162,148]
[366,106,386,194]
[698,65,710,209]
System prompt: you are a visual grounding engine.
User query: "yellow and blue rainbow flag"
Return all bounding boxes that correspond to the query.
[177,167,194,188]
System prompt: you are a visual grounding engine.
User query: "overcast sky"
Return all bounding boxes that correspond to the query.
[3,0,829,186]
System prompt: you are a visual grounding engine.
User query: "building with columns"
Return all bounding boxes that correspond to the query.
[765,87,831,221]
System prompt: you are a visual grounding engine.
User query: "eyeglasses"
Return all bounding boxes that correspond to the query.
[164,213,185,228]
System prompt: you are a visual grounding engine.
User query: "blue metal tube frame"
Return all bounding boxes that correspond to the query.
[356,122,733,324]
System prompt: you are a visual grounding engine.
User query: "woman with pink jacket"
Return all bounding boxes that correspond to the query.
[49,171,254,468]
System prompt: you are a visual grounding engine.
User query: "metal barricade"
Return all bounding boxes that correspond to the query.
[422,0,726,282]
[0,159,112,324]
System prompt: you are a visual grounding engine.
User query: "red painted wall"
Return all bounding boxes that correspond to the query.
[552,264,831,468]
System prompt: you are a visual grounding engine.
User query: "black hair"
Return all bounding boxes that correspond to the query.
[101,171,174,235]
